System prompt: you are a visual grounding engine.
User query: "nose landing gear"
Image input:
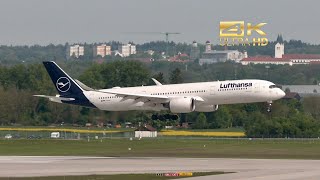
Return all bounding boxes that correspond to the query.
[266,101,272,112]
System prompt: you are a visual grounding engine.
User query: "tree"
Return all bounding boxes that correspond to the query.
[169,68,183,84]
[192,113,208,129]
[152,72,166,84]
[303,97,320,120]
[210,106,232,128]
[151,52,161,60]
[79,61,150,88]
[229,106,247,127]
[244,112,269,137]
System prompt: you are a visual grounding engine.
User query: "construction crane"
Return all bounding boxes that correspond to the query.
[159,32,181,57]
[123,31,181,57]
[159,32,181,43]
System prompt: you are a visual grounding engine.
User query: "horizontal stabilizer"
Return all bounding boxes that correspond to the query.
[33,95,75,103]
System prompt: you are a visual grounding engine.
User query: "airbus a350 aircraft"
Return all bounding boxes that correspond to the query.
[34,61,285,120]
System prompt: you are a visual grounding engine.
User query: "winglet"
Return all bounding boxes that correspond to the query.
[151,78,162,86]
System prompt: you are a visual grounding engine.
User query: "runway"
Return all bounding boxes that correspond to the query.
[1,156,320,179]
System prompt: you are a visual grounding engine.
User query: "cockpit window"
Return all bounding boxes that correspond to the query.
[269,85,281,89]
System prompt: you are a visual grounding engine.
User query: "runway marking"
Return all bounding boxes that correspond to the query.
[0,156,320,179]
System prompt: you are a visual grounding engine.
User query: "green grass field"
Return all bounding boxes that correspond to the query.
[0,127,245,139]
[0,172,227,180]
[1,138,320,159]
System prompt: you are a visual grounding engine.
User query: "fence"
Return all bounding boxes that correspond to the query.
[0,129,134,140]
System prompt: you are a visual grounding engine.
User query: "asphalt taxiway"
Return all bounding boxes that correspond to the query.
[1,156,320,180]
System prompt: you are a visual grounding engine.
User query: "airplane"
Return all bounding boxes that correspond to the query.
[34,61,286,120]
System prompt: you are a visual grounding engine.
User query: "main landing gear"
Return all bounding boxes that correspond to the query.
[266,101,272,113]
[151,114,179,121]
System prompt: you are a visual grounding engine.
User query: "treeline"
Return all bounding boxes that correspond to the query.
[190,98,320,138]
[2,39,320,65]
[0,60,320,137]
[0,44,66,65]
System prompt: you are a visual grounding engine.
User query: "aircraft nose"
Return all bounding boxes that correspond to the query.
[279,89,286,98]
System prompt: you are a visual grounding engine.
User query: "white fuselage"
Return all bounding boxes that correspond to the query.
[81,79,285,112]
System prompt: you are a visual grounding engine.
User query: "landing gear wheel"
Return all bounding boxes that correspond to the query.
[266,101,272,113]
[171,115,179,120]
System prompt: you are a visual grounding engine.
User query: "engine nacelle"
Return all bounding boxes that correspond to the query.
[169,97,195,113]
[195,105,219,112]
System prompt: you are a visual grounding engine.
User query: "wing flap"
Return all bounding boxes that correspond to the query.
[97,90,169,103]
[96,90,205,103]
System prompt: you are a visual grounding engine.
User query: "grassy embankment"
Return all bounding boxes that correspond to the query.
[0,138,319,159]
[0,127,318,159]
[0,127,246,137]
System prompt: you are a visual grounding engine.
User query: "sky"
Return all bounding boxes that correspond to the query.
[0,0,318,45]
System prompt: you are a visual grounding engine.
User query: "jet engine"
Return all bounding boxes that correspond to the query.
[195,105,219,112]
[169,97,195,113]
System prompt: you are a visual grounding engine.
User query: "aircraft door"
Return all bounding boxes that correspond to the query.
[210,86,215,95]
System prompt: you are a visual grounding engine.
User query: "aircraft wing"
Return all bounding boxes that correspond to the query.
[97,90,169,103]
[97,90,205,103]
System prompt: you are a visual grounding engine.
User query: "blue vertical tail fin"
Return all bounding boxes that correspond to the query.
[42,61,95,108]
[43,61,84,97]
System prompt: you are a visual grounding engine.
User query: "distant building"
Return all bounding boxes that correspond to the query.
[130,44,136,55]
[281,85,320,97]
[134,125,157,138]
[118,43,136,57]
[119,44,130,57]
[205,40,212,52]
[241,34,320,65]
[241,56,292,66]
[145,50,155,56]
[190,41,200,60]
[199,50,247,65]
[199,41,247,65]
[67,44,84,59]
[283,92,301,101]
[275,42,285,58]
[168,52,190,62]
[283,54,320,65]
[94,44,111,57]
